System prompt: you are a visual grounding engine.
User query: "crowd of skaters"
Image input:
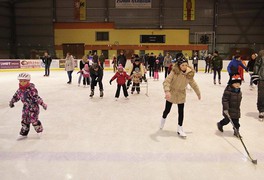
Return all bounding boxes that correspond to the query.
[10,49,262,139]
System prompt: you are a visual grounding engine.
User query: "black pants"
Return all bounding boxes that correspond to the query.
[205,64,210,73]
[193,64,198,72]
[91,79,103,91]
[162,101,184,126]
[131,83,140,92]
[83,77,90,85]
[45,64,51,76]
[219,117,240,130]
[164,67,169,78]
[67,71,73,83]
[115,84,128,98]
[213,68,221,81]
[149,66,154,77]
[257,81,264,112]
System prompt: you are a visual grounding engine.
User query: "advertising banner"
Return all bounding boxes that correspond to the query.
[0,60,20,69]
[183,0,195,21]
[116,0,151,9]
[74,0,86,20]
[20,60,41,69]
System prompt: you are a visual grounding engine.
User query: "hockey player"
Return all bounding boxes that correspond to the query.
[9,73,47,140]
[217,74,243,138]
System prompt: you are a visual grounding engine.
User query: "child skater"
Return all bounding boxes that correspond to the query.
[109,64,131,100]
[160,57,201,137]
[78,55,89,87]
[81,64,90,87]
[153,59,160,80]
[9,73,47,140]
[217,74,243,138]
[130,67,142,94]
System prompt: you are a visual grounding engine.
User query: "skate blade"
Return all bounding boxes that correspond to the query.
[17,136,27,141]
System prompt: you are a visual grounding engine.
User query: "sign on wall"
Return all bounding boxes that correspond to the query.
[74,0,86,20]
[0,60,20,69]
[183,0,195,21]
[116,0,151,9]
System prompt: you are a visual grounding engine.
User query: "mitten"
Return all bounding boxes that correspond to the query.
[9,101,14,108]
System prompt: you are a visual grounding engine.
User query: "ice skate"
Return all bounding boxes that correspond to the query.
[214,79,216,85]
[259,112,264,121]
[218,79,221,84]
[160,117,166,130]
[125,96,129,100]
[217,122,223,132]
[233,129,242,138]
[177,125,187,137]
[115,97,118,101]
[89,90,94,98]
[17,135,27,141]
[131,91,134,94]
[100,90,104,98]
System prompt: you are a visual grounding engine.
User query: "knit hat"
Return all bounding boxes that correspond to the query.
[117,64,123,70]
[155,59,159,63]
[177,57,188,66]
[230,74,242,84]
[18,73,31,80]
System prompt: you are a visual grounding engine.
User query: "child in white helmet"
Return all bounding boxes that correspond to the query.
[9,73,47,140]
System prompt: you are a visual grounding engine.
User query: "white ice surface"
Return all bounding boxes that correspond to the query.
[0,70,264,180]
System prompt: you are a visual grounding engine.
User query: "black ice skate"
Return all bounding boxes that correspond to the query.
[259,112,264,121]
[217,122,223,132]
[100,90,104,98]
[90,90,94,97]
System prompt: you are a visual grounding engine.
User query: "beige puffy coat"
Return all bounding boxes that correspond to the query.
[163,64,200,104]
[65,55,75,71]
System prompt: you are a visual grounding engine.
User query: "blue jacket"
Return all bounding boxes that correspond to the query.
[227,59,247,75]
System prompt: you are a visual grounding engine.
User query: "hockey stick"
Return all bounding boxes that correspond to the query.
[225,112,257,165]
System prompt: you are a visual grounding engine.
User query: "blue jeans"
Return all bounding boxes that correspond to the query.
[67,71,73,83]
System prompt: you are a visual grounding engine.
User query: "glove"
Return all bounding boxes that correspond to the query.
[109,80,112,85]
[9,101,14,108]
[42,103,47,110]
[223,110,229,117]
[251,74,259,85]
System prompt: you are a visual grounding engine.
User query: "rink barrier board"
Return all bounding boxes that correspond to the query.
[0,59,233,72]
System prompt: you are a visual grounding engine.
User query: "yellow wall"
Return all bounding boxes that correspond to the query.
[55,29,189,45]
[54,28,190,58]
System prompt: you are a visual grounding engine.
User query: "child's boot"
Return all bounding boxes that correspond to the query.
[177,125,187,137]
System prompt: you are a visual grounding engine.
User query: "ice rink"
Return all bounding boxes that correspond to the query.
[0,69,264,180]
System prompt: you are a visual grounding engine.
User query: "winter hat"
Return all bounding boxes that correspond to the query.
[117,64,123,70]
[92,63,99,69]
[177,57,188,66]
[230,74,242,84]
[84,64,89,71]
[18,73,31,80]
[155,59,159,63]
[175,52,184,60]
[134,58,140,62]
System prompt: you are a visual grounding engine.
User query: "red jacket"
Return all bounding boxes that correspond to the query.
[111,71,130,85]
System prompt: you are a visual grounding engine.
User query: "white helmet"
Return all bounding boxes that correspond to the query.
[17,73,31,80]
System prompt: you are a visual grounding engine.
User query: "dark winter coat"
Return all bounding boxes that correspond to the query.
[117,54,127,67]
[148,55,156,67]
[222,85,242,119]
[212,55,223,70]
[41,56,52,66]
[253,50,264,80]
[247,59,256,72]
[90,66,103,82]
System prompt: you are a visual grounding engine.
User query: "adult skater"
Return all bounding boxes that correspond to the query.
[252,49,264,120]
[217,74,243,138]
[9,73,47,140]
[41,51,52,77]
[247,53,257,89]
[211,50,223,85]
[89,63,104,98]
[65,52,75,84]
[160,57,201,137]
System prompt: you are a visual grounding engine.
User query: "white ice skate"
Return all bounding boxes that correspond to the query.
[177,125,187,137]
[160,118,166,130]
